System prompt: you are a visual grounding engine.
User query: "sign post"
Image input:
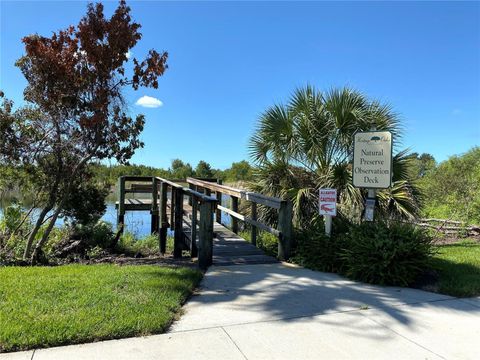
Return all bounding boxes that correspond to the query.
[319,188,337,236]
[352,130,392,221]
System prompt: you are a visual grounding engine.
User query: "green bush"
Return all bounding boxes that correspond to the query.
[341,222,434,286]
[116,233,163,257]
[1,203,32,261]
[86,245,105,260]
[292,230,346,273]
[240,228,278,257]
[291,216,350,273]
[1,202,23,233]
[75,220,114,249]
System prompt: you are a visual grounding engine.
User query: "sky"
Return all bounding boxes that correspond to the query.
[1,0,479,169]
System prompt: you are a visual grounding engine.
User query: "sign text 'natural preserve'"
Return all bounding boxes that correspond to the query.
[353,131,393,188]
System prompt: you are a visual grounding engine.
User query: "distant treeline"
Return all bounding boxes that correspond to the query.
[89,159,254,186]
[2,148,479,225]
[414,147,480,225]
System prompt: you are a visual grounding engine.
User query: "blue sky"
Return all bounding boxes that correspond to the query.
[1,1,479,169]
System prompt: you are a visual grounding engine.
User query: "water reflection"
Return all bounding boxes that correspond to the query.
[1,196,232,238]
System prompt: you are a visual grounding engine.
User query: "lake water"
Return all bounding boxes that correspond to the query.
[0,196,232,238]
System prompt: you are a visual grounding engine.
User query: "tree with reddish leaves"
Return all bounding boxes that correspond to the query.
[0,1,167,262]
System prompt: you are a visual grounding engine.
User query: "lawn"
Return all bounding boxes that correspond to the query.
[0,264,202,352]
[431,240,480,297]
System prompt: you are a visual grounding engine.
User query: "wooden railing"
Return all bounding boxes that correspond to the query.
[116,176,293,267]
[116,176,217,269]
[158,177,218,270]
[186,177,293,261]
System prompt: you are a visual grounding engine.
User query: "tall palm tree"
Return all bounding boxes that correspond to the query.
[249,86,421,229]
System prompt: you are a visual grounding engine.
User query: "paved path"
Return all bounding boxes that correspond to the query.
[2,263,480,359]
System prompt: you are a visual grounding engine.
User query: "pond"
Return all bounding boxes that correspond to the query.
[0,194,232,238]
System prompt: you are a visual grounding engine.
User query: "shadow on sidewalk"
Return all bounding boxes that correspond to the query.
[172,263,480,339]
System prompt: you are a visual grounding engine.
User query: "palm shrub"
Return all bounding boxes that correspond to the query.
[249,86,422,228]
[341,222,434,286]
[291,215,350,272]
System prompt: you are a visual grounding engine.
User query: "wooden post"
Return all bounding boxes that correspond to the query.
[251,202,257,246]
[215,179,222,224]
[231,196,238,234]
[173,188,184,258]
[278,200,293,261]
[170,187,175,231]
[117,176,125,233]
[191,197,198,258]
[188,183,195,206]
[151,177,159,234]
[324,215,332,236]
[198,199,215,270]
[159,181,168,254]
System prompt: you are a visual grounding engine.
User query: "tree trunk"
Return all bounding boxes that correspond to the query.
[31,205,62,264]
[23,205,52,261]
[28,148,98,263]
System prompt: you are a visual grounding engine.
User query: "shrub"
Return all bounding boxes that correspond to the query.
[290,215,352,272]
[0,203,32,261]
[88,221,115,249]
[341,222,434,286]
[62,181,109,226]
[75,220,115,249]
[293,231,332,272]
[1,202,23,233]
[86,245,105,260]
[116,233,163,257]
[4,233,26,260]
[292,220,348,273]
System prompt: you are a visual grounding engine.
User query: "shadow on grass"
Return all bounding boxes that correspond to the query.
[430,257,480,297]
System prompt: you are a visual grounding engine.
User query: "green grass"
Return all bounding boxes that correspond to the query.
[0,264,202,352]
[431,240,480,297]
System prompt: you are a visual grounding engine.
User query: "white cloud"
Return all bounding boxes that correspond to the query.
[126,50,132,59]
[135,95,163,108]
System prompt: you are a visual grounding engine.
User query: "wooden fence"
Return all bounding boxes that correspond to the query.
[414,218,480,237]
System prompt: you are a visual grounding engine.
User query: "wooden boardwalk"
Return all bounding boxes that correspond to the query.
[115,176,293,269]
[116,198,277,266]
[211,223,277,266]
[182,208,277,266]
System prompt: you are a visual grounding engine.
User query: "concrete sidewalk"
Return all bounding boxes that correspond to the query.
[2,263,480,359]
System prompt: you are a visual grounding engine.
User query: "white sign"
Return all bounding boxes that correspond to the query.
[353,131,393,189]
[319,188,337,216]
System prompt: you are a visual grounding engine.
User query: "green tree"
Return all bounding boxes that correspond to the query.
[195,160,213,178]
[224,160,253,182]
[249,86,421,228]
[170,159,193,179]
[421,147,480,224]
[0,1,168,262]
[408,153,436,178]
